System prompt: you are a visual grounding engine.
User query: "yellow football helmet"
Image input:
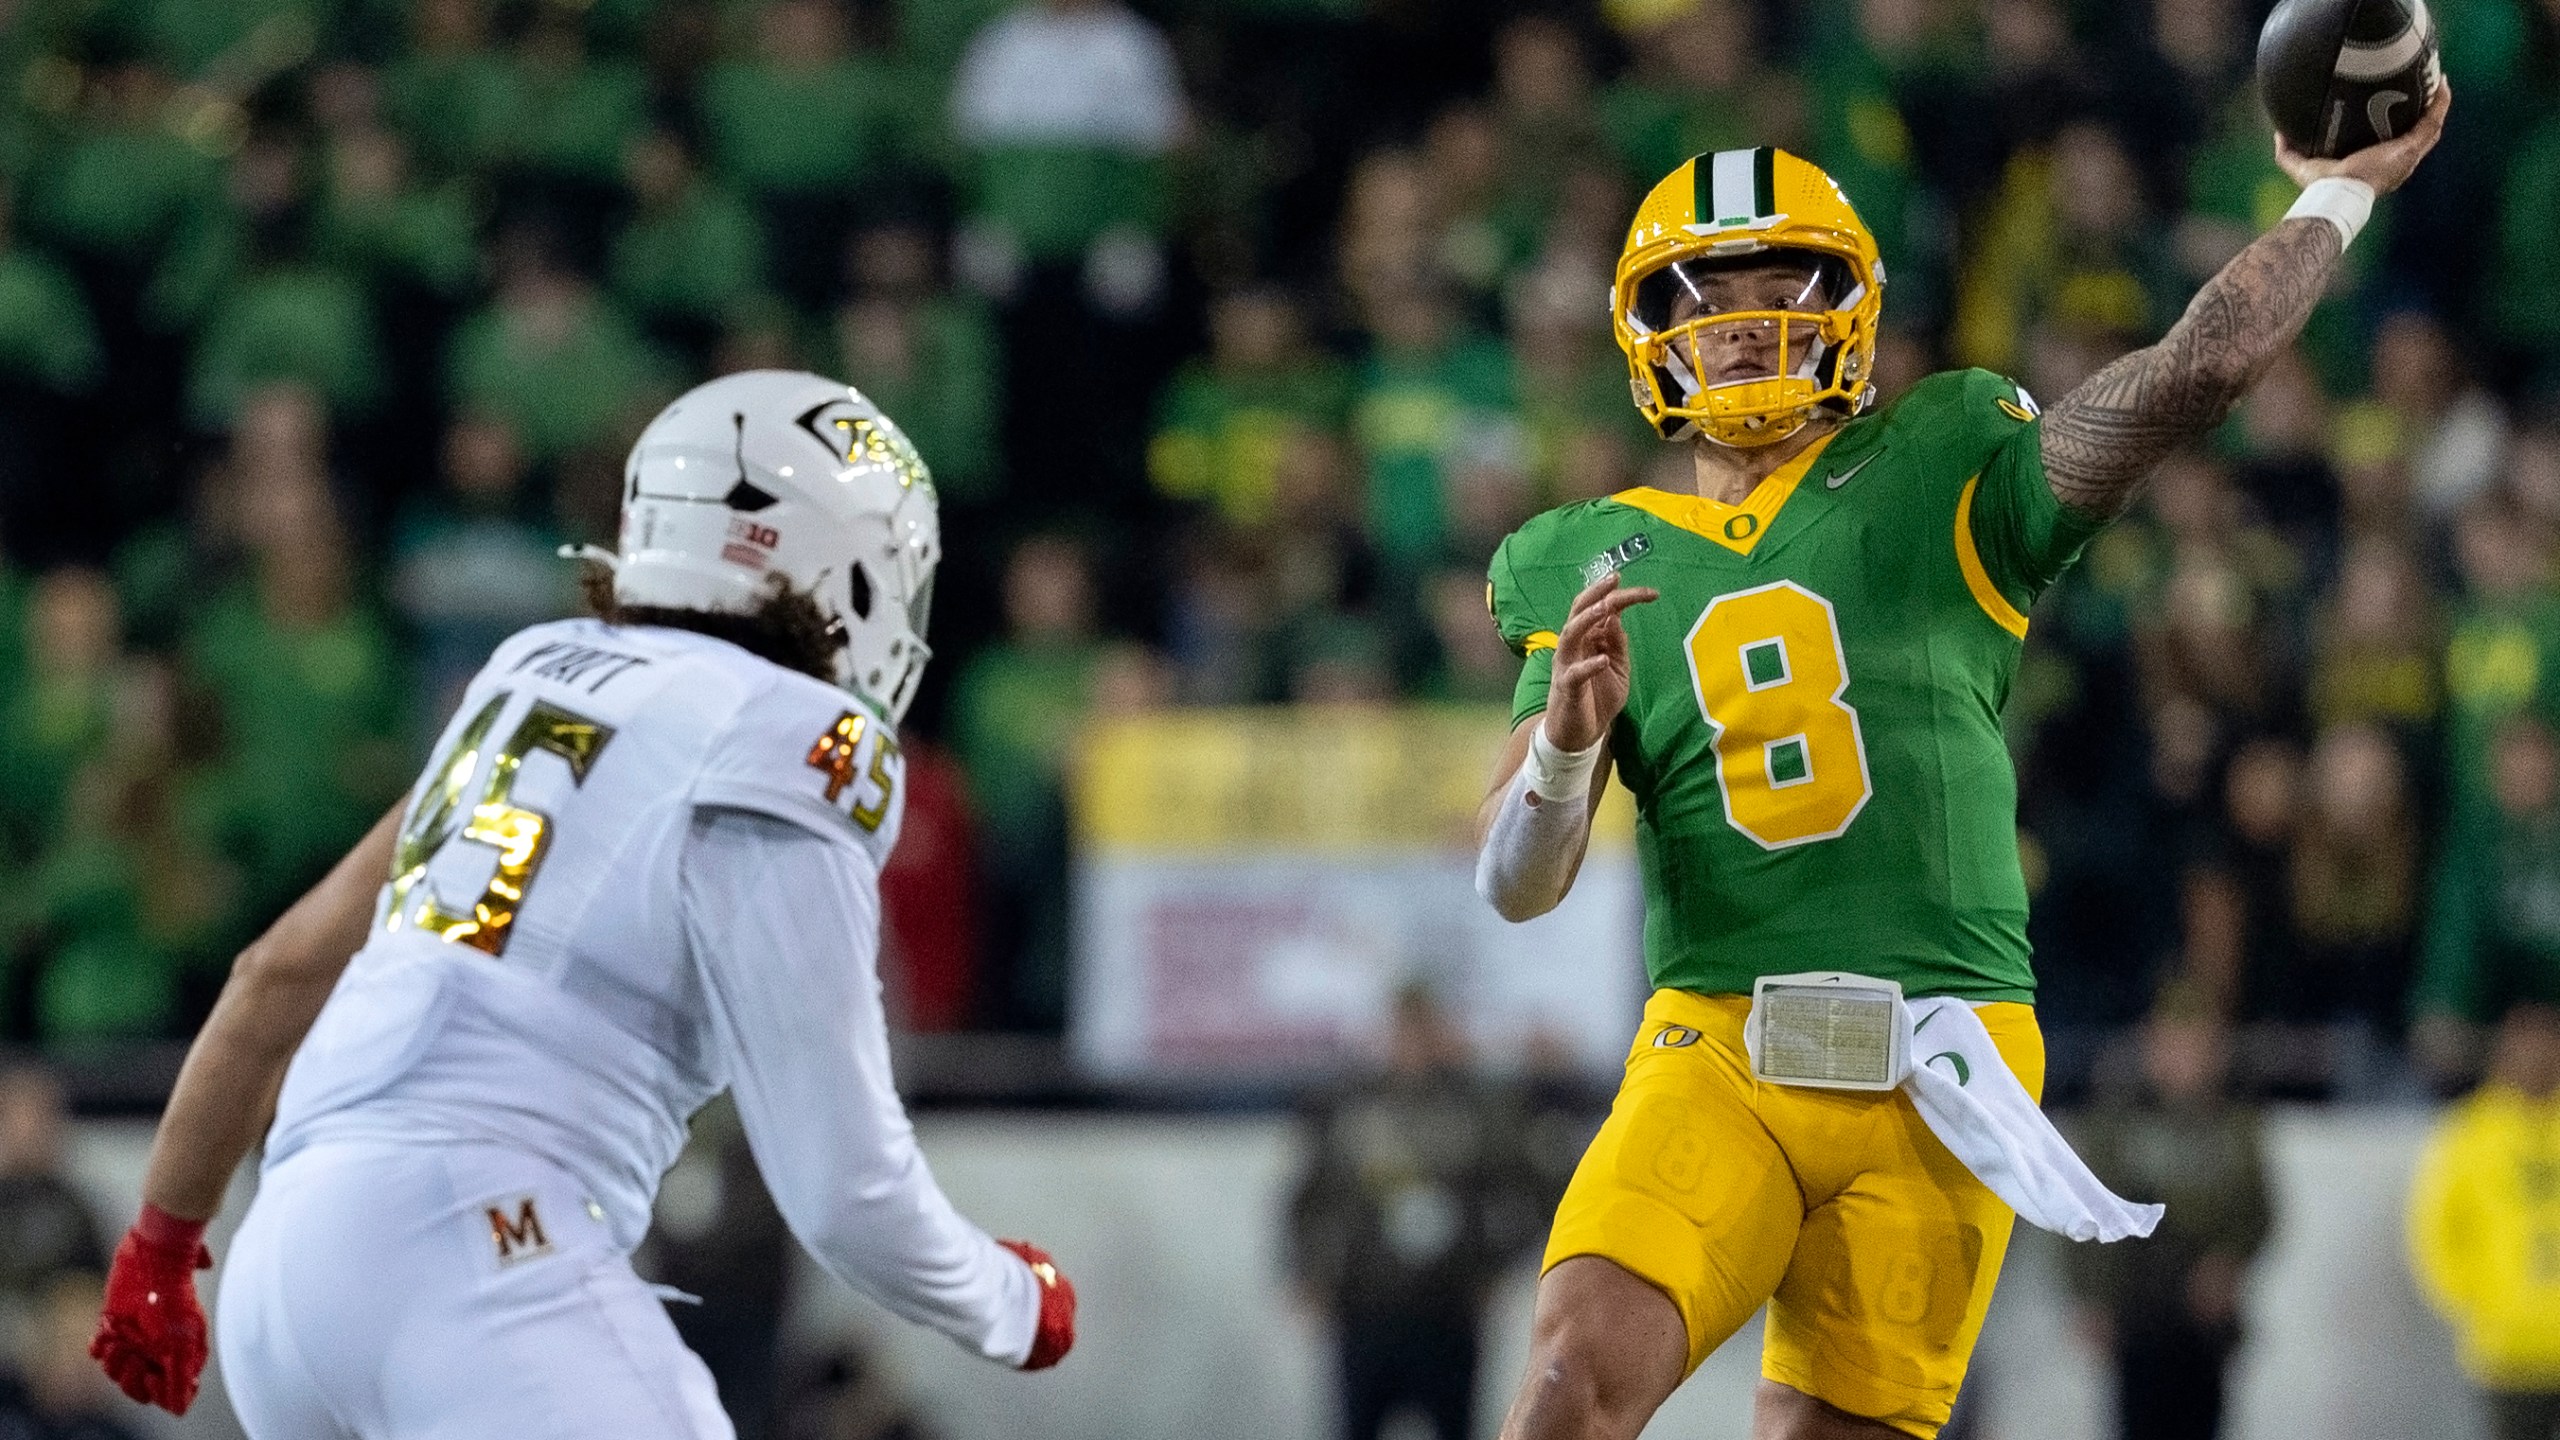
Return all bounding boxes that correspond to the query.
[1611,148,1886,448]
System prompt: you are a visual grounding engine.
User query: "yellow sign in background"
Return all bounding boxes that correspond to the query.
[1072,706,1638,854]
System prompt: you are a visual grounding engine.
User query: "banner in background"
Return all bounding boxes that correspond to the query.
[1069,707,1645,1082]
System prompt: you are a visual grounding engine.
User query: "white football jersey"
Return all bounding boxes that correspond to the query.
[267,618,1035,1365]
[271,617,902,1232]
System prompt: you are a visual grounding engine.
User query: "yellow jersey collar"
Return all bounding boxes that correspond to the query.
[1609,429,1840,557]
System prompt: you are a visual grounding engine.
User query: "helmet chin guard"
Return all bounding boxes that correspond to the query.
[599,370,941,724]
[1629,305,1860,449]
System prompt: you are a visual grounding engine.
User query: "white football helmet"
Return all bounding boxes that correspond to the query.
[584,370,940,724]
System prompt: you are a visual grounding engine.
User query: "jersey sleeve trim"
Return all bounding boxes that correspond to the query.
[1523,630,1558,654]
[1954,476,2030,639]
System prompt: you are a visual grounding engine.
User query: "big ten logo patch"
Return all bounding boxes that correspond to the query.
[1581,532,1655,587]
[721,517,781,571]
[487,1196,553,1267]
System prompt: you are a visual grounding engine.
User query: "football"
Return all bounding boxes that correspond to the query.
[2256,0,2444,159]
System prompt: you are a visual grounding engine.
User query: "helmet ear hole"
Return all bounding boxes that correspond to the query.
[849,563,874,620]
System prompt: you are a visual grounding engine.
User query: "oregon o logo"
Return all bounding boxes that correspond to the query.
[1654,1025,1702,1049]
[1723,514,1758,541]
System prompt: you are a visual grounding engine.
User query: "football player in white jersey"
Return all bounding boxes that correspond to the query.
[87,371,1075,1435]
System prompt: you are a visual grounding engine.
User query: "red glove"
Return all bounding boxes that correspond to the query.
[998,1239,1076,1370]
[91,1204,214,1415]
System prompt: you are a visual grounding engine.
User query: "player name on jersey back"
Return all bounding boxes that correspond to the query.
[505,636,656,694]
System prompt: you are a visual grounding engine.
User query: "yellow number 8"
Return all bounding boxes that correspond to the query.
[1685,580,1871,849]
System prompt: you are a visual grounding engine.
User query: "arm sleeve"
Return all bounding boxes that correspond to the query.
[680,806,1037,1366]
[1963,373,2108,602]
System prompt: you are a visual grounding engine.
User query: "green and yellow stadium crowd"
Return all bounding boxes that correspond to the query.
[1,0,2559,1089]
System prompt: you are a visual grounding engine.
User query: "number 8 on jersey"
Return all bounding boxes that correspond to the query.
[1685,580,1872,850]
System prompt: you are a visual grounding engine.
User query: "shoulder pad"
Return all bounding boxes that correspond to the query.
[1892,368,2038,427]
[1487,502,1633,656]
[1873,368,2041,480]
[693,668,905,858]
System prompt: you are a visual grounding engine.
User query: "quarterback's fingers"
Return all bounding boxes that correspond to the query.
[1554,586,1658,654]
[1563,571,1622,617]
[2282,76,2451,194]
[2407,75,2452,148]
[1552,603,1609,658]
[1556,654,1614,694]
[1561,572,1656,619]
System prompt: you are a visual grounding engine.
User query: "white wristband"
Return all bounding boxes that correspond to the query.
[1524,722,1602,803]
[2284,177,2375,251]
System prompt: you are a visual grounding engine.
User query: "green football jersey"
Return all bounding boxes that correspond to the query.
[1488,368,2104,1002]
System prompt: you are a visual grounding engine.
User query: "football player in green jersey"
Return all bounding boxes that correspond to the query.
[1474,95,2449,1440]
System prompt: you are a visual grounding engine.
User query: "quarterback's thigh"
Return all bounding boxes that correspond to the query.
[1544,992,1802,1373]
[1761,1004,2046,1440]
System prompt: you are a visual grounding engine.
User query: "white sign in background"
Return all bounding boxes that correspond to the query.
[1071,852,1647,1081]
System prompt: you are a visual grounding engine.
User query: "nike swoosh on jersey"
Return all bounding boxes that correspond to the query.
[1824,451,1884,489]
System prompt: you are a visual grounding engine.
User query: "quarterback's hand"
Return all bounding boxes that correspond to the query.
[91,1204,214,1415]
[2276,76,2450,197]
[1543,573,1659,754]
[998,1239,1076,1370]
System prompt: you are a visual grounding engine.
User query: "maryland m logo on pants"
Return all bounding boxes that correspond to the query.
[487,1196,552,1266]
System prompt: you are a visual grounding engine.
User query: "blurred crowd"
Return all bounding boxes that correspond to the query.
[1,0,2560,1085]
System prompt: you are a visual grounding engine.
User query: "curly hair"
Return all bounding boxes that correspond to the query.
[579,563,845,685]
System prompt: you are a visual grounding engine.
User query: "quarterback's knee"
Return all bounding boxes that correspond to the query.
[1506,1316,1673,1439]
[1509,1337,1618,1437]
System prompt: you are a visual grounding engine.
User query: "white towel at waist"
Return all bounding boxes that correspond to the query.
[1901,996,2163,1243]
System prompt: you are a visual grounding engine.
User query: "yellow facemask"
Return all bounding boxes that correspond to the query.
[1612,149,1887,449]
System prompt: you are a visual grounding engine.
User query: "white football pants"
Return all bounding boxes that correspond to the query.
[216,1138,733,1440]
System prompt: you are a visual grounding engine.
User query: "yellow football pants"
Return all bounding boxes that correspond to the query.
[1542,988,2045,1439]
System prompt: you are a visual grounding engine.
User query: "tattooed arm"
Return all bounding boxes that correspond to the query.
[2041,84,2452,521]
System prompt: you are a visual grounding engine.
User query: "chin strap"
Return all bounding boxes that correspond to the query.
[558,543,620,571]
